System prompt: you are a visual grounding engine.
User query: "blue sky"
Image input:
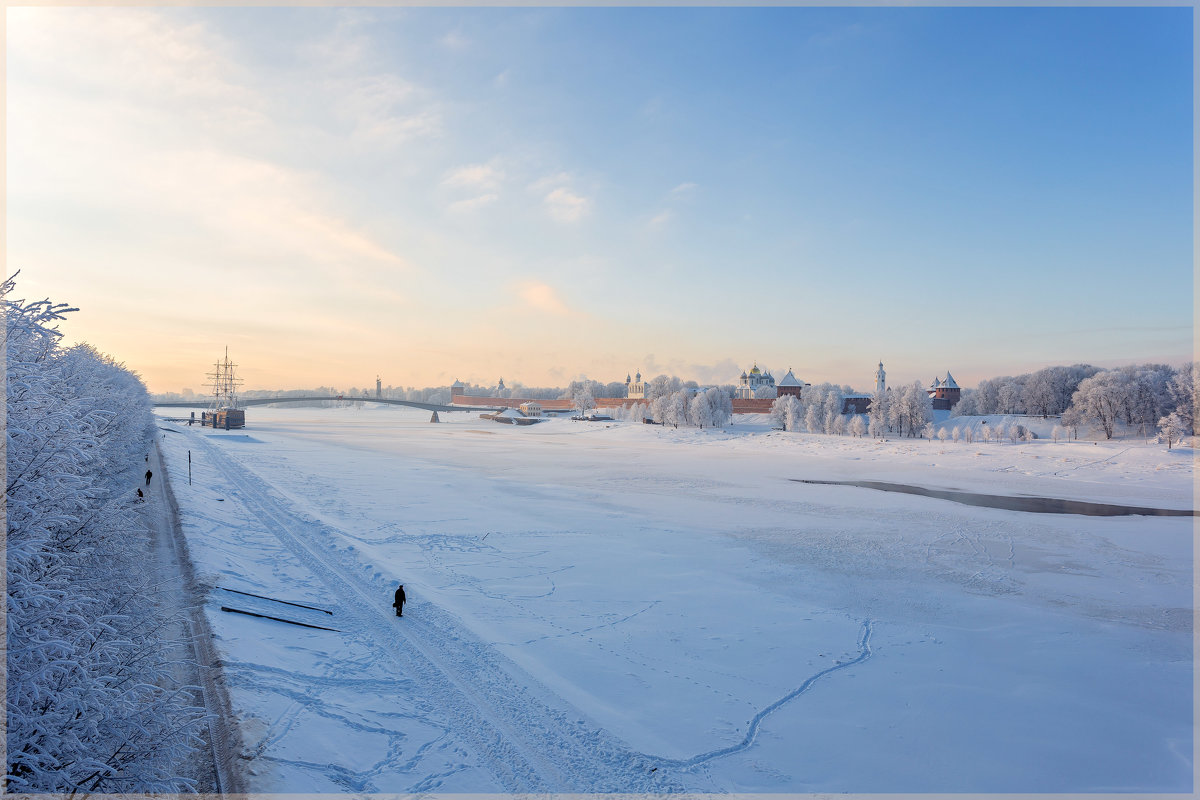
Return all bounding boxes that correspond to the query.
[7,6,1192,393]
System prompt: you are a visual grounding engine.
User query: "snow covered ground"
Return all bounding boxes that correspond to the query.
[154,406,1192,792]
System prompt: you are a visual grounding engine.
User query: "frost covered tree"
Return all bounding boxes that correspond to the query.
[689,392,714,428]
[997,379,1026,415]
[830,413,847,436]
[822,390,843,434]
[1157,411,1188,449]
[1069,371,1128,439]
[1167,363,1197,435]
[937,426,948,443]
[707,388,733,427]
[5,277,205,792]
[868,386,889,438]
[849,414,867,438]
[771,395,802,431]
[804,403,822,434]
[645,374,682,402]
[950,389,978,417]
[572,385,596,416]
[889,382,932,438]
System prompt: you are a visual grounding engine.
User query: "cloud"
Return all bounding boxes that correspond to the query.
[323,73,441,146]
[648,210,673,229]
[671,182,698,195]
[517,281,572,315]
[440,30,469,50]
[448,193,499,213]
[8,10,413,280]
[444,163,502,190]
[543,187,590,223]
[443,163,503,213]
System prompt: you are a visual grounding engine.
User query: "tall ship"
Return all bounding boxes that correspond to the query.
[200,347,246,429]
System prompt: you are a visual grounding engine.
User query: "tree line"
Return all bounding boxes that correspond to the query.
[6,277,205,792]
[953,362,1195,442]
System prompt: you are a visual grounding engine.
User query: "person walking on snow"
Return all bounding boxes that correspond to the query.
[393,584,406,617]
[145,469,153,486]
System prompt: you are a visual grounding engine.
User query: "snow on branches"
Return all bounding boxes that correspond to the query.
[5,275,205,793]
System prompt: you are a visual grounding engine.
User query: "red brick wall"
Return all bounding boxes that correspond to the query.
[454,394,776,415]
[450,395,577,411]
[731,399,775,413]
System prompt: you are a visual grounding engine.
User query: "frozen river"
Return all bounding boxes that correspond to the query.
[155,405,1192,792]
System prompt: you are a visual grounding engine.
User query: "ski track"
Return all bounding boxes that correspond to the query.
[194,434,682,792]
[666,619,874,770]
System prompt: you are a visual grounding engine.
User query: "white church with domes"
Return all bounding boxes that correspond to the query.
[625,371,647,400]
[736,364,777,399]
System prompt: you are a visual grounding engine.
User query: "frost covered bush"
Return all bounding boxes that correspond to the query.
[5,277,205,792]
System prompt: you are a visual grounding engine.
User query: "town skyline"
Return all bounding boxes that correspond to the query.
[152,353,1175,401]
[9,6,1191,395]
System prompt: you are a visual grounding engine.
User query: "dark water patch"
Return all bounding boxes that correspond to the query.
[792,479,1195,517]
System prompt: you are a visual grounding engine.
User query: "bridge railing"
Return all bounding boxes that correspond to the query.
[151,396,498,413]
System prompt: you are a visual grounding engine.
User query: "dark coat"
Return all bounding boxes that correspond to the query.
[393,586,406,607]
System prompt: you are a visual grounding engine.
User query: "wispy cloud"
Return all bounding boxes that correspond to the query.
[648,210,673,228]
[529,173,591,223]
[544,187,589,223]
[517,280,572,315]
[444,163,503,190]
[646,182,696,230]
[448,193,499,213]
[440,30,470,50]
[443,162,504,213]
[9,9,413,284]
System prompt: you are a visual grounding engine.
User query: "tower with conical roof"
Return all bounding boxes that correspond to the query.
[875,361,886,395]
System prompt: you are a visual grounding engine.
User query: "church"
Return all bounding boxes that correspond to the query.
[625,371,646,400]
[736,364,777,399]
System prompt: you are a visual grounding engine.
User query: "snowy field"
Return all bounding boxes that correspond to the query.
[154,406,1192,793]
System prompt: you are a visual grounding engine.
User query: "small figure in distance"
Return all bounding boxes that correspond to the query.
[145,469,153,486]
[136,488,144,501]
[393,584,406,617]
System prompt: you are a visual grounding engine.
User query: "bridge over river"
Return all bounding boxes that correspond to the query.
[153,397,497,414]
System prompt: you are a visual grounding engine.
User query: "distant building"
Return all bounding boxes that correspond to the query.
[627,371,646,400]
[842,361,884,415]
[450,379,465,398]
[736,364,776,399]
[518,401,542,417]
[842,395,871,415]
[776,368,808,398]
[928,372,961,410]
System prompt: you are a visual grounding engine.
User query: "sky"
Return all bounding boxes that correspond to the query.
[6,6,1193,394]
